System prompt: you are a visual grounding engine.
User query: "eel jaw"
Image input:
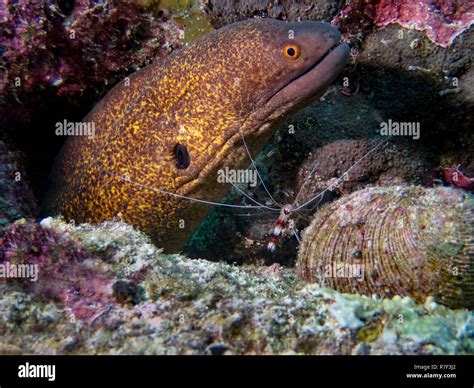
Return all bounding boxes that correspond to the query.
[250,42,351,131]
[178,42,350,195]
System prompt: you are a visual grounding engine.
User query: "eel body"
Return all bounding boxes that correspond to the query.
[47,19,350,252]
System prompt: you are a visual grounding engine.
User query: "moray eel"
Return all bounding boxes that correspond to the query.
[47,19,350,253]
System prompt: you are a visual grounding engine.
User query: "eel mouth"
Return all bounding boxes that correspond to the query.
[179,41,350,194]
[297,42,348,84]
[259,41,351,119]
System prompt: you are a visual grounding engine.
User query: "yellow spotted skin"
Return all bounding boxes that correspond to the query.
[48,19,349,252]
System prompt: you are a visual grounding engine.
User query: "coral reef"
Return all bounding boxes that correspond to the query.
[0,0,182,121]
[297,186,474,309]
[160,0,214,42]
[0,140,37,226]
[203,0,474,48]
[0,218,472,355]
[0,221,117,324]
[336,0,474,47]
[202,0,342,28]
[0,0,472,356]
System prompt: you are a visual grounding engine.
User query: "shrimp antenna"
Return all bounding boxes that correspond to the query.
[98,167,278,210]
[236,96,282,208]
[292,136,391,212]
[224,173,280,211]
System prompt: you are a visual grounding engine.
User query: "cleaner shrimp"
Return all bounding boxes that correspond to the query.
[76,79,392,257]
[246,134,391,252]
[97,123,390,254]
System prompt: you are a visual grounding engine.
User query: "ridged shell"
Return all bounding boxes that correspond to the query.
[297,186,474,309]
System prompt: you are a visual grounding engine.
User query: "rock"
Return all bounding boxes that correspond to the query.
[0,218,472,355]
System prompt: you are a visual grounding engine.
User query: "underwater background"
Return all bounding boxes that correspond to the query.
[0,0,473,354]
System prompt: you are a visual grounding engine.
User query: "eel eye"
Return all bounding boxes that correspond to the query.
[174,143,190,169]
[283,44,301,60]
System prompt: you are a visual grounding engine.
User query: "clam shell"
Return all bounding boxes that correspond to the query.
[297,186,474,309]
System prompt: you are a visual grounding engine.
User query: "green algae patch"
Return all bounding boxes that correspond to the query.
[159,0,214,43]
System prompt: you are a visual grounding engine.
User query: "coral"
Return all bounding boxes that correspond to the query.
[0,0,183,130]
[0,140,37,226]
[112,280,145,306]
[0,217,472,355]
[160,0,214,42]
[336,0,474,48]
[297,186,474,309]
[0,220,118,324]
[294,138,432,200]
[202,0,342,28]
[202,0,473,47]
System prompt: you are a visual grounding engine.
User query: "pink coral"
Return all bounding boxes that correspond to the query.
[0,0,181,128]
[336,0,474,47]
[0,222,116,325]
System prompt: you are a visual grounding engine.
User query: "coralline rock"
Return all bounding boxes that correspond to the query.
[203,0,474,48]
[0,0,183,130]
[336,0,474,48]
[294,139,432,199]
[0,221,117,323]
[0,218,472,355]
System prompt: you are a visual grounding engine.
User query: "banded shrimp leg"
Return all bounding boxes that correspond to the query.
[265,136,392,252]
[228,89,394,252]
[91,77,388,253]
[229,89,394,253]
[223,128,392,252]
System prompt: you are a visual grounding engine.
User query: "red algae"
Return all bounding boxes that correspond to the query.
[441,165,474,193]
[336,0,474,47]
[0,222,115,325]
[0,0,182,127]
